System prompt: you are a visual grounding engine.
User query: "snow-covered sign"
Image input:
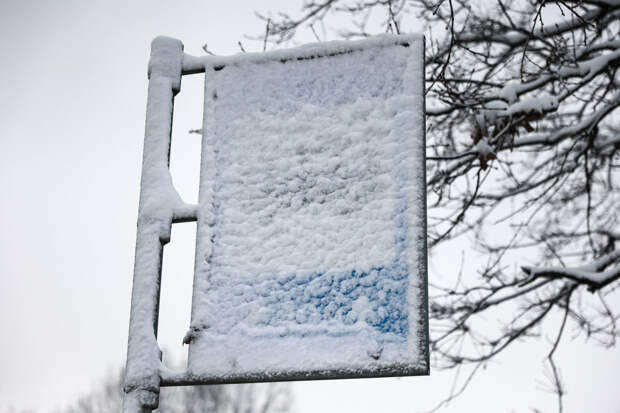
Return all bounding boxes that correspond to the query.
[187,34,428,382]
[124,34,427,413]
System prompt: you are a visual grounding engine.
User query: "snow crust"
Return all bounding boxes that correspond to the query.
[188,35,427,379]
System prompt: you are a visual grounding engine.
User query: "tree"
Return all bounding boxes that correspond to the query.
[255,0,620,410]
[55,368,292,413]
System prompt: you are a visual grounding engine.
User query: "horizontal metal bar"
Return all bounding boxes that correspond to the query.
[180,34,419,76]
[159,364,429,387]
[182,53,205,75]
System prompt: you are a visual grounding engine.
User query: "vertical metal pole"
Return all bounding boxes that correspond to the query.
[123,36,183,413]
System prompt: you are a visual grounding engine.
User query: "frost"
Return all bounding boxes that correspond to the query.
[187,35,427,379]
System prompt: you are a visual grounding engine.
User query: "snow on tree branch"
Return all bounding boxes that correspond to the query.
[523,250,620,291]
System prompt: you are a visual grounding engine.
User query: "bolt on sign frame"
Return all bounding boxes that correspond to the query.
[123,35,428,413]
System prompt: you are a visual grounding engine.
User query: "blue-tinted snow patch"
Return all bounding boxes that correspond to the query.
[253,260,409,338]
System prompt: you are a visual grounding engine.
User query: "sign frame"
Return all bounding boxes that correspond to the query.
[123,35,428,413]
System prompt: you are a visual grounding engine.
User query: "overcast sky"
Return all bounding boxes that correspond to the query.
[1,1,619,412]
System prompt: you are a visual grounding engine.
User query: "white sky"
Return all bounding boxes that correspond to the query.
[1,1,619,412]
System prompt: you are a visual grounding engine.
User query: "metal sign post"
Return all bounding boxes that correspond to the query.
[123,37,196,412]
[123,34,427,413]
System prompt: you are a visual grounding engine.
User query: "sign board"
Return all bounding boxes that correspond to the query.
[124,34,427,413]
[187,34,427,382]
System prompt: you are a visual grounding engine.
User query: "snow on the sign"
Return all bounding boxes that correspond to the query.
[188,34,426,379]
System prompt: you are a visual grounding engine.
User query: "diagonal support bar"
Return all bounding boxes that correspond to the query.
[122,36,184,413]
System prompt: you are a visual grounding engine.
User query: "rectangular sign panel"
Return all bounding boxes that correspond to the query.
[187,34,427,382]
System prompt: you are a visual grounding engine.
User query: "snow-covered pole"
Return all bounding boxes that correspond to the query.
[123,36,184,413]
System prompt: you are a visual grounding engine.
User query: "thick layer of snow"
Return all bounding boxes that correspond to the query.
[188,34,427,380]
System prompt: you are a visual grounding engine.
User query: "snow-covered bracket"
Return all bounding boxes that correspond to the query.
[123,34,428,412]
